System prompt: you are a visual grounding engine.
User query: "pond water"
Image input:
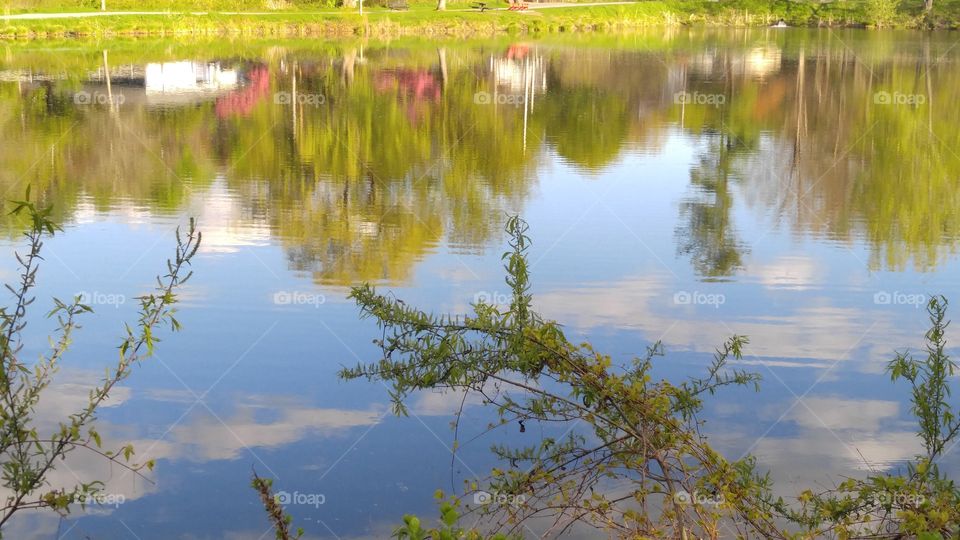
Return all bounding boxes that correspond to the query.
[1,28,959,538]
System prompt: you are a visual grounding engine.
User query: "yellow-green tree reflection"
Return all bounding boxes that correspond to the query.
[2,32,960,281]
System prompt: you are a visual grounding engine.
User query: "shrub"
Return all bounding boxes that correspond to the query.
[0,191,200,529]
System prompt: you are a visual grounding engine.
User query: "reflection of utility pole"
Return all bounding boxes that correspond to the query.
[522,55,531,155]
[102,49,118,116]
[437,48,448,91]
[792,47,805,179]
[292,61,298,141]
[793,47,806,221]
[923,37,933,131]
[102,50,112,102]
[680,65,686,128]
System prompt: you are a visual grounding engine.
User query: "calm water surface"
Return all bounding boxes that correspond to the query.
[1,28,959,538]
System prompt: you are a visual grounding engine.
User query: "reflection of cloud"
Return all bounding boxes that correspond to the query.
[164,404,382,462]
[31,371,132,433]
[790,397,898,431]
[750,428,921,498]
[192,178,272,254]
[411,372,540,416]
[535,275,913,368]
[0,373,160,521]
[749,256,819,290]
[779,396,913,465]
[73,197,154,225]
[709,396,921,502]
[770,397,919,471]
[410,380,523,416]
[142,387,198,404]
[735,358,832,369]
[3,375,383,534]
[413,389,484,417]
[0,510,64,540]
[436,265,485,284]
[535,274,664,328]
[34,376,383,465]
[754,428,920,474]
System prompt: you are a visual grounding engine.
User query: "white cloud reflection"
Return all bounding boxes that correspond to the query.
[534,273,916,370]
[2,377,384,529]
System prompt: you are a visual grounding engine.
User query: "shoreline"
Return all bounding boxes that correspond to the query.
[0,2,955,41]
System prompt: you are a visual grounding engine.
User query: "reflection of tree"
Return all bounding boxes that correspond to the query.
[4,36,960,278]
[673,36,960,273]
[854,107,960,271]
[0,79,205,233]
[215,46,541,284]
[675,131,747,278]
[757,40,959,270]
[543,86,629,171]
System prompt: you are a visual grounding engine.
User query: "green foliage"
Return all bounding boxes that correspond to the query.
[0,190,200,532]
[339,216,778,538]
[251,472,305,540]
[1,0,339,12]
[891,296,958,459]
[868,0,902,26]
[335,218,960,539]
[392,491,516,540]
[7,0,960,40]
[787,296,960,538]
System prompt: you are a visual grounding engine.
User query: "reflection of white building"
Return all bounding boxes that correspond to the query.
[490,53,547,96]
[71,60,244,108]
[145,61,238,98]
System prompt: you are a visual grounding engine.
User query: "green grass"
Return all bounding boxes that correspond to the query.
[2,0,960,40]
[0,0,335,13]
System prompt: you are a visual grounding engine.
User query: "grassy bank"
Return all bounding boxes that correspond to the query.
[1,0,959,40]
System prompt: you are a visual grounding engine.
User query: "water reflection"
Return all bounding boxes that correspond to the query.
[675,130,748,279]
[3,33,959,277]
[1,30,960,538]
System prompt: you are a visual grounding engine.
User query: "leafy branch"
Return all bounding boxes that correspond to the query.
[0,190,201,532]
